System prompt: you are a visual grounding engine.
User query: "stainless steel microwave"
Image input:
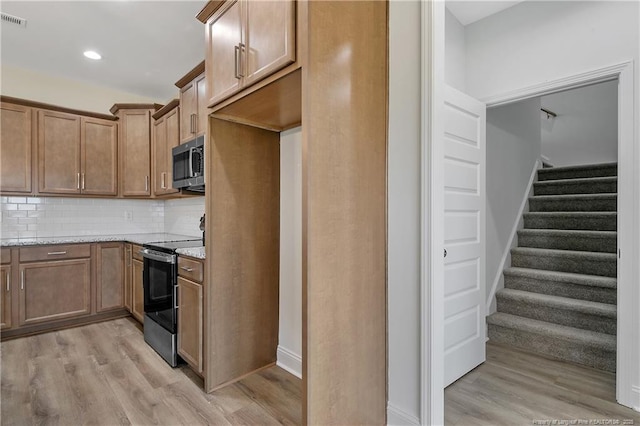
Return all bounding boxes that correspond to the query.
[172,136,205,192]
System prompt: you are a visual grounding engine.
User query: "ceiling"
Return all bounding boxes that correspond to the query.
[1,1,205,102]
[446,1,525,26]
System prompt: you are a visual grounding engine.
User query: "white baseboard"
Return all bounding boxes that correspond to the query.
[387,402,421,426]
[276,345,302,379]
[631,386,640,412]
[486,159,541,314]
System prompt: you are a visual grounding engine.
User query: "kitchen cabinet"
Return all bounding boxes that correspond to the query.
[18,245,91,326]
[0,102,33,194]
[112,105,154,198]
[1,264,11,330]
[131,244,144,323]
[152,101,180,196]
[205,0,295,106]
[124,243,132,312]
[177,256,204,373]
[38,110,118,195]
[96,243,124,312]
[177,63,207,144]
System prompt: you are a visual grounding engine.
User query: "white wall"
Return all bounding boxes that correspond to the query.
[278,127,302,378]
[164,197,205,238]
[445,7,467,93]
[0,196,164,240]
[387,1,422,424]
[465,1,640,101]
[541,80,618,167]
[486,98,541,308]
[1,64,158,114]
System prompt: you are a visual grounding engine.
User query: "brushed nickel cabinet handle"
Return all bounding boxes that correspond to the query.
[239,43,245,77]
[234,44,241,80]
[145,176,149,192]
[6,272,9,292]
[180,266,194,272]
[77,172,80,190]
[191,114,197,134]
[21,270,24,290]
[47,251,67,255]
[161,172,165,190]
[81,173,85,190]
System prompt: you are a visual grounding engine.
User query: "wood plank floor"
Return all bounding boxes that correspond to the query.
[1,317,301,425]
[446,342,640,425]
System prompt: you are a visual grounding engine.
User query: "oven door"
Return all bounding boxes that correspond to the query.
[141,248,177,333]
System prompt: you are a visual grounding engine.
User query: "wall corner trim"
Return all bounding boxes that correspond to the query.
[486,159,541,313]
[276,345,302,379]
[387,403,421,426]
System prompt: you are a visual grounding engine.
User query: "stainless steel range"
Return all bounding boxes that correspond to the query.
[141,239,203,366]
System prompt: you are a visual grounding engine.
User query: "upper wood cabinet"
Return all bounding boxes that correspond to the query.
[0,102,33,193]
[38,110,118,196]
[176,62,207,144]
[112,105,154,198]
[152,101,180,196]
[204,0,295,106]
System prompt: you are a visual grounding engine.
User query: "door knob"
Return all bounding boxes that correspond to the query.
[444,249,447,258]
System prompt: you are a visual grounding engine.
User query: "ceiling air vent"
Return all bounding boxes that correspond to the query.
[1,12,27,28]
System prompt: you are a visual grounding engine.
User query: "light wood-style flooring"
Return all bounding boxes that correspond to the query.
[446,342,640,425]
[1,318,301,425]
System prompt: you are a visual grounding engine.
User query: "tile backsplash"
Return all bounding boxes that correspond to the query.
[0,196,206,240]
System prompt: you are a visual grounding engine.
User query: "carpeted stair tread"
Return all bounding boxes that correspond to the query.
[511,247,616,277]
[496,289,616,334]
[537,162,617,181]
[504,267,617,289]
[517,229,617,253]
[533,176,617,196]
[523,212,617,231]
[529,194,617,212]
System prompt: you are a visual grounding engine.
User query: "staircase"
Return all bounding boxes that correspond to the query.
[487,162,618,372]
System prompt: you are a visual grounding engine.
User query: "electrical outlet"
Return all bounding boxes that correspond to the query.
[124,211,133,221]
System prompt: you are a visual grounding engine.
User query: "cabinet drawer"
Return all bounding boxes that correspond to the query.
[19,244,90,262]
[1,249,10,265]
[177,257,203,283]
[132,244,144,261]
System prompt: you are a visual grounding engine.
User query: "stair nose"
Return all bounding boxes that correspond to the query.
[533,177,617,196]
[517,229,617,253]
[523,212,617,231]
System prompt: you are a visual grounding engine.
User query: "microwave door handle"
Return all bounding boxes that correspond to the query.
[189,147,196,178]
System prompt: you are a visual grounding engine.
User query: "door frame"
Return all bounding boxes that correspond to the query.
[420,2,639,419]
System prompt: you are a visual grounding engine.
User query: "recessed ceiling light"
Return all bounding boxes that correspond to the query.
[83,51,102,60]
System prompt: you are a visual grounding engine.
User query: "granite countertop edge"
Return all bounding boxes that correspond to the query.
[1,233,201,248]
[175,247,206,260]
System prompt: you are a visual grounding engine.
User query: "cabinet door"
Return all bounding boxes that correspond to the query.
[119,110,151,197]
[124,244,132,312]
[206,0,243,105]
[38,110,81,194]
[96,243,124,312]
[1,265,11,330]
[131,258,144,323]
[165,108,180,195]
[19,259,91,326]
[0,103,32,193]
[178,276,203,373]
[81,118,118,195]
[244,0,296,87]
[153,116,167,195]
[196,74,208,137]
[180,82,197,144]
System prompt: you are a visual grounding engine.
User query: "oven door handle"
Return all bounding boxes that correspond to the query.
[140,248,176,264]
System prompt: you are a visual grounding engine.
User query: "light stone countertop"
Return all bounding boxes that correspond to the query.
[0,233,200,247]
[175,246,206,260]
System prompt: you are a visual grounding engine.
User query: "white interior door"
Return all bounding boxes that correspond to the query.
[443,84,486,387]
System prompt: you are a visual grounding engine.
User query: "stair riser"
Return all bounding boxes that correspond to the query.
[517,233,617,253]
[533,181,617,196]
[496,295,616,335]
[529,197,616,212]
[488,324,615,372]
[511,252,616,278]
[504,274,617,304]
[537,166,617,182]
[523,215,616,231]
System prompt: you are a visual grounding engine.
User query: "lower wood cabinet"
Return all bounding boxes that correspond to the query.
[131,258,145,323]
[1,265,11,330]
[178,276,203,373]
[19,258,91,326]
[96,243,124,312]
